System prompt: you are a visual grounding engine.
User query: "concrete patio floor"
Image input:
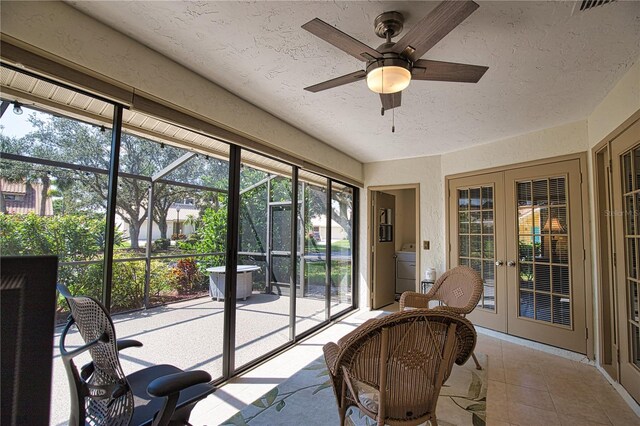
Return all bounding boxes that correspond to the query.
[49,292,351,426]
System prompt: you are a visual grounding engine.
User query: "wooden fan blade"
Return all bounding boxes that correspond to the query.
[392,1,479,62]
[304,70,367,93]
[302,18,382,62]
[412,59,488,83]
[380,92,402,111]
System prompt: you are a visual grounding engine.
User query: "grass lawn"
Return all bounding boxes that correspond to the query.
[313,239,351,251]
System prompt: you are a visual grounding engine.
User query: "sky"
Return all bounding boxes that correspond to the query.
[0,105,42,138]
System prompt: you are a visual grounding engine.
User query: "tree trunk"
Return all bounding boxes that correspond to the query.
[0,190,6,214]
[129,222,141,249]
[39,176,50,216]
[158,219,168,240]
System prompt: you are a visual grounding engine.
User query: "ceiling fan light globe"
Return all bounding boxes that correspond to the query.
[366,66,411,94]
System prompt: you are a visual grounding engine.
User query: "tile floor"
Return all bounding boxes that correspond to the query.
[479,336,640,426]
[190,307,640,426]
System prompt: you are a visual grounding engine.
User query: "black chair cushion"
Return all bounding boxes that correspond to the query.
[128,364,214,426]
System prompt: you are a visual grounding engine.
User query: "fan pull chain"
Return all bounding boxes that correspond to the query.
[392,108,395,133]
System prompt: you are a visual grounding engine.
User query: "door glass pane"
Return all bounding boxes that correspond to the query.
[482,211,494,234]
[634,147,640,191]
[459,211,469,233]
[632,325,640,369]
[470,211,481,233]
[459,235,470,257]
[630,282,639,323]
[482,187,493,210]
[519,291,534,319]
[515,176,571,327]
[458,189,469,210]
[624,153,633,193]
[517,182,532,206]
[552,266,570,295]
[552,296,571,326]
[628,238,637,279]
[549,178,566,205]
[533,180,548,206]
[457,185,495,311]
[622,147,640,370]
[470,188,481,210]
[535,293,552,322]
[519,263,534,290]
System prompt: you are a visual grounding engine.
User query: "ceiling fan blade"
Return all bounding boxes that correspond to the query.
[380,92,402,111]
[304,70,367,93]
[412,59,488,83]
[302,18,382,62]
[392,1,479,62]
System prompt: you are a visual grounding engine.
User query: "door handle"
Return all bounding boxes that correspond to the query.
[507,261,516,267]
[495,260,504,266]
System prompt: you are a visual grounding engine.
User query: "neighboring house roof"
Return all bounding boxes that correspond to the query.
[0,180,27,194]
[1,179,54,216]
[166,206,200,221]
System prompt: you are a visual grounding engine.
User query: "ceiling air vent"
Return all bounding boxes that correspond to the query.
[577,0,616,12]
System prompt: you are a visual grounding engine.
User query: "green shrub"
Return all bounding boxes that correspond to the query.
[194,205,227,268]
[170,258,207,294]
[109,257,174,312]
[153,238,170,250]
[0,212,118,262]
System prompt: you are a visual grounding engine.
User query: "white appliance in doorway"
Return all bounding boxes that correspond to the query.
[395,243,416,294]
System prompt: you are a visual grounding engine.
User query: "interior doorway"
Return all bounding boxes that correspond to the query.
[369,185,420,309]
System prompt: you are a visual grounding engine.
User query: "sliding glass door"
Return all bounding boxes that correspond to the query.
[0,64,358,422]
[235,150,293,369]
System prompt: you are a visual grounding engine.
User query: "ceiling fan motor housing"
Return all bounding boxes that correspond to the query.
[374,11,405,39]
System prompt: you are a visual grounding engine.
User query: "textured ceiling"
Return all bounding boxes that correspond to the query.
[67,1,640,163]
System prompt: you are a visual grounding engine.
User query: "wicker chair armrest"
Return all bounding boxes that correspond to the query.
[399,291,435,310]
[323,342,341,375]
[431,305,469,316]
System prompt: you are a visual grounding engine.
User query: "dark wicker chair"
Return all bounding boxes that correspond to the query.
[400,265,484,370]
[57,284,215,426]
[323,310,476,426]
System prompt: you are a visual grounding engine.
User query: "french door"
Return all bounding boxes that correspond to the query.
[449,158,588,354]
[610,117,640,402]
[450,173,506,332]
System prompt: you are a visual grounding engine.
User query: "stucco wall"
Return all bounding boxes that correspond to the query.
[0,1,363,182]
[360,156,442,308]
[441,120,590,176]
[588,59,640,148]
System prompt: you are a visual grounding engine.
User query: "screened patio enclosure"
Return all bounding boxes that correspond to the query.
[0,64,357,415]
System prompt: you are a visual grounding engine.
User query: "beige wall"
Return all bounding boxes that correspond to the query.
[440,120,590,176]
[0,1,363,183]
[588,60,640,148]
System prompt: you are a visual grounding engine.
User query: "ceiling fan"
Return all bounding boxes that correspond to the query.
[302,0,488,115]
